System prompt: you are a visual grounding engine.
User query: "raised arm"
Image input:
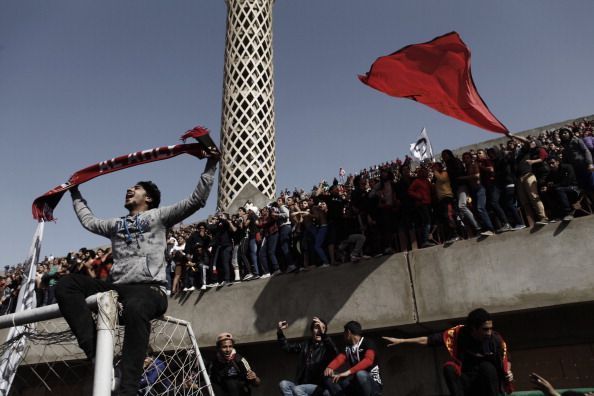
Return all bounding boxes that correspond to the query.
[507,133,529,144]
[71,187,117,237]
[276,321,304,353]
[382,336,429,347]
[159,157,218,228]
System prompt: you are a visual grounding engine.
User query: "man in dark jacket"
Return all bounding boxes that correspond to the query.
[559,127,594,198]
[278,317,339,396]
[542,156,579,221]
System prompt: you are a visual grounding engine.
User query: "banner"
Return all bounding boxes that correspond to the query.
[32,127,217,222]
[409,128,434,161]
[359,32,509,133]
[0,222,44,395]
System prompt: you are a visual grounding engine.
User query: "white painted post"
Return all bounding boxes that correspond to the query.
[92,291,119,396]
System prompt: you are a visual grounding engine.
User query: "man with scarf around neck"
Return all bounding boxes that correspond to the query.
[208,332,260,396]
[322,321,382,396]
[277,317,339,396]
[383,308,514,396]
[55,155,219,396]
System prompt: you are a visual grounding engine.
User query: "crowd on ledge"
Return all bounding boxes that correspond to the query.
[2,119,593,313]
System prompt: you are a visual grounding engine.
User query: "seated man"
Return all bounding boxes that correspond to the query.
[323,321,382,396]
[542,156,580,221]
[55,155,218,396]
[277,317,339,396]
[208,332,261,396]
[383,308,513,396]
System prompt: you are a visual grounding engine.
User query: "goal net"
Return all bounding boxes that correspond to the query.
[1,299,213,396]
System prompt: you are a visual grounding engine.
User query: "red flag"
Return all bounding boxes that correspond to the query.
[359,32,508,133]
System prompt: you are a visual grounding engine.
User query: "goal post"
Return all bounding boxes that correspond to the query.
[0,292,214,396]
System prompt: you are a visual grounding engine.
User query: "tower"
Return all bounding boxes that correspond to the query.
[218,0,276,212]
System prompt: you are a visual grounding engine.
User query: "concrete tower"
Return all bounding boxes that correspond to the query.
[218,0,276,212]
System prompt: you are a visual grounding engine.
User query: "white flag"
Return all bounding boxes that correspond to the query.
[409,127,434,161]
[0,222,44,395]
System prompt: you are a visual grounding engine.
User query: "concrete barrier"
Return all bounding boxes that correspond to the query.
[410,216,594,324]
[168,253,416,347]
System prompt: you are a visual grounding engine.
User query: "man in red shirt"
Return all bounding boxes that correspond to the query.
[322,321,382,396]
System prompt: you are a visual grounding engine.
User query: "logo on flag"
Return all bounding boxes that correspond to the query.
[409,128,434,161]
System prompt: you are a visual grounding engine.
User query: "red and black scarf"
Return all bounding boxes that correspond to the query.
[32,126,217,222]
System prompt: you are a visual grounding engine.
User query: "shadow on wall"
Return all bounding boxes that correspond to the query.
[251,257,390,336]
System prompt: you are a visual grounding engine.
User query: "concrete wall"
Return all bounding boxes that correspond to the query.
[167,253,416,346]
[169,216,594,348]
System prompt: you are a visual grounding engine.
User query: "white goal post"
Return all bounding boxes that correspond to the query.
[0,292,214,396]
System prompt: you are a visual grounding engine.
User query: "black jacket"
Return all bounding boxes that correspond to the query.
[277,330,339,386]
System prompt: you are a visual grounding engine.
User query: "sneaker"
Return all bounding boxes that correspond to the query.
[200,284,207,290]
[165,290,171,296]
[511,224,527,231]
[242,273,255,281]
[260,273,271,279]
[445,236,460,244]
[182,287,189,292]
[361,255,371,260]
[562,214,574,222]
[373,253,384,258]
[496,224,512,233]
[206,283,217,288]
[479,230,495,237]
[350,255,361,262]
[320,263,330,268]
[286,265,298,273]
[298,267,308,272]
[252,274,261,279]
[218,281,227,287]
[271,269,282,276]
[186,286,195,292]
[421,241,437,248]
[535,218,549,226]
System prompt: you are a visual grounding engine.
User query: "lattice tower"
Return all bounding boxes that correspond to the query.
[218,0,276,211]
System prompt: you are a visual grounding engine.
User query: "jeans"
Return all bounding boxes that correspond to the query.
[213,245,232,282]
[456,185,480,231]
[324,371,381,396]
[473,185,495,231]
[279,380,318,396]
[312,225,329,264]
[259,233,279,274]
[555,186,579,215]
[486,184,510,226]
[278,224,294,268]
[55,274,167,396]
[248,238,260,276]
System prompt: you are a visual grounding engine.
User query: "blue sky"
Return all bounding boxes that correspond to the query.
[1,0,593,265]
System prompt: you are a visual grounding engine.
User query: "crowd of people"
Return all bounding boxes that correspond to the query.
[2,119,593,310]
[208,308,591,396]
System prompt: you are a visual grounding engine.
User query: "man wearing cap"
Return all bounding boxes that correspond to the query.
[209,332,261,396]
[55,155,219,396]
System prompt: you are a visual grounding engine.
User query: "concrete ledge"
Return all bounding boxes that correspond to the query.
[410,216,594,323]
[167,253,416,347]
